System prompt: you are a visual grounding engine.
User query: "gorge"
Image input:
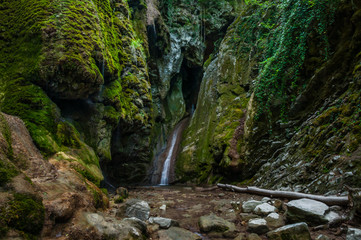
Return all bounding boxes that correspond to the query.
[0,0,361,239]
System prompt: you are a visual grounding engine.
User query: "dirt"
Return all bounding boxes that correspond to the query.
[128,186,349,240]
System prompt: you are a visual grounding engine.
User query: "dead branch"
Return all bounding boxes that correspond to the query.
[217,183,349,206]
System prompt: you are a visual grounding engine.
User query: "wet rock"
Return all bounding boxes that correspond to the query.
[149,217,179,229]
[286,198,329,226]
[125,199,150,221]
[347,228,361,240]
[199,214,237,237]
[247,218,269,234]
[248,233,262,240]
[254,203,277,215]
[158,227,201,240]
[242,200,263,213]
[267,222,311,240]
[265,213,285,229]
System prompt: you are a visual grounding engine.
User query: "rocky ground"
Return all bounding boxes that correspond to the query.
[95,186,361,240]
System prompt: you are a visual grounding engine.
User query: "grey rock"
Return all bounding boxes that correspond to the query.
[85,213,146,240]
[149,217,179,229]
[254,203,277,215]
[262,197,272,203]
[122,217,147,233]
[325,211,342,227]
[199,214,237,237]
[158,227,201,240]
[265,213,284,229]
[242,200,263,213]
[125,199,150,221]
[347,228,361,240]
[247,218,269,234]
[267,222,311,240]
[286,198,329,226]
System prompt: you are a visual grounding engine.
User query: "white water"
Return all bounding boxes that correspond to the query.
[160,128,180,185]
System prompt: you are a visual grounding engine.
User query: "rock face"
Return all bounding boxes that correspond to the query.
[0,113,107,239]
[175,0,361,195]
[0,0,153,187]
[286,198,329,226]
[267,223,311,240]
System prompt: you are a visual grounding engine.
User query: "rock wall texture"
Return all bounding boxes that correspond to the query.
[177,0,361,194]
[0,0,152,185]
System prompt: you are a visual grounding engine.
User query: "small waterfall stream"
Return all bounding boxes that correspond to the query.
[151,118,189,186]
[160,127,180,185]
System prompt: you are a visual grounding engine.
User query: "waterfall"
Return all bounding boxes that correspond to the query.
[160,127,180,185]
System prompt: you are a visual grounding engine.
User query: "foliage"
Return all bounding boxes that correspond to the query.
[238,0,339,121]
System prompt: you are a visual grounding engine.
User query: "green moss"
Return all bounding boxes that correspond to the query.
[56,121,81,148]
[114,196,124,203]
[0,193,44,236]
[91,189,104,209]
[0,162,18,187]
[74,165,101,187]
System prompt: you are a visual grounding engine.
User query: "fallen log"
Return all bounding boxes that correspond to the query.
[217,183,349,206]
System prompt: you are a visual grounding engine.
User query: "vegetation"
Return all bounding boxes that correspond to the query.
[0,193,44,239]
[235,0,339,121]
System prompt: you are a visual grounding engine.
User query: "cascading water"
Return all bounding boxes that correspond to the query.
[160,127,180,185]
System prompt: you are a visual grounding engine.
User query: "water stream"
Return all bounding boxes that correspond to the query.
[159,127,180,185]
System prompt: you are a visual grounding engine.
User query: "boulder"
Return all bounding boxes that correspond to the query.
[125,199,150,221]
[242,200,263,213]
[158,227,201,240]
[265,213,285,229]
[199,214,237,237]
[85,213,147,240]
[149,217,179,229]
[254,203,277,215]
[247,218,269,234]
[286,198,329,226]
[267,222,311,240]
[347,228,361,240]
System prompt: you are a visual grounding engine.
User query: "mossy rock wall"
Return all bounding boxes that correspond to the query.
[0,0,153,184]
[177,0,361,193]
